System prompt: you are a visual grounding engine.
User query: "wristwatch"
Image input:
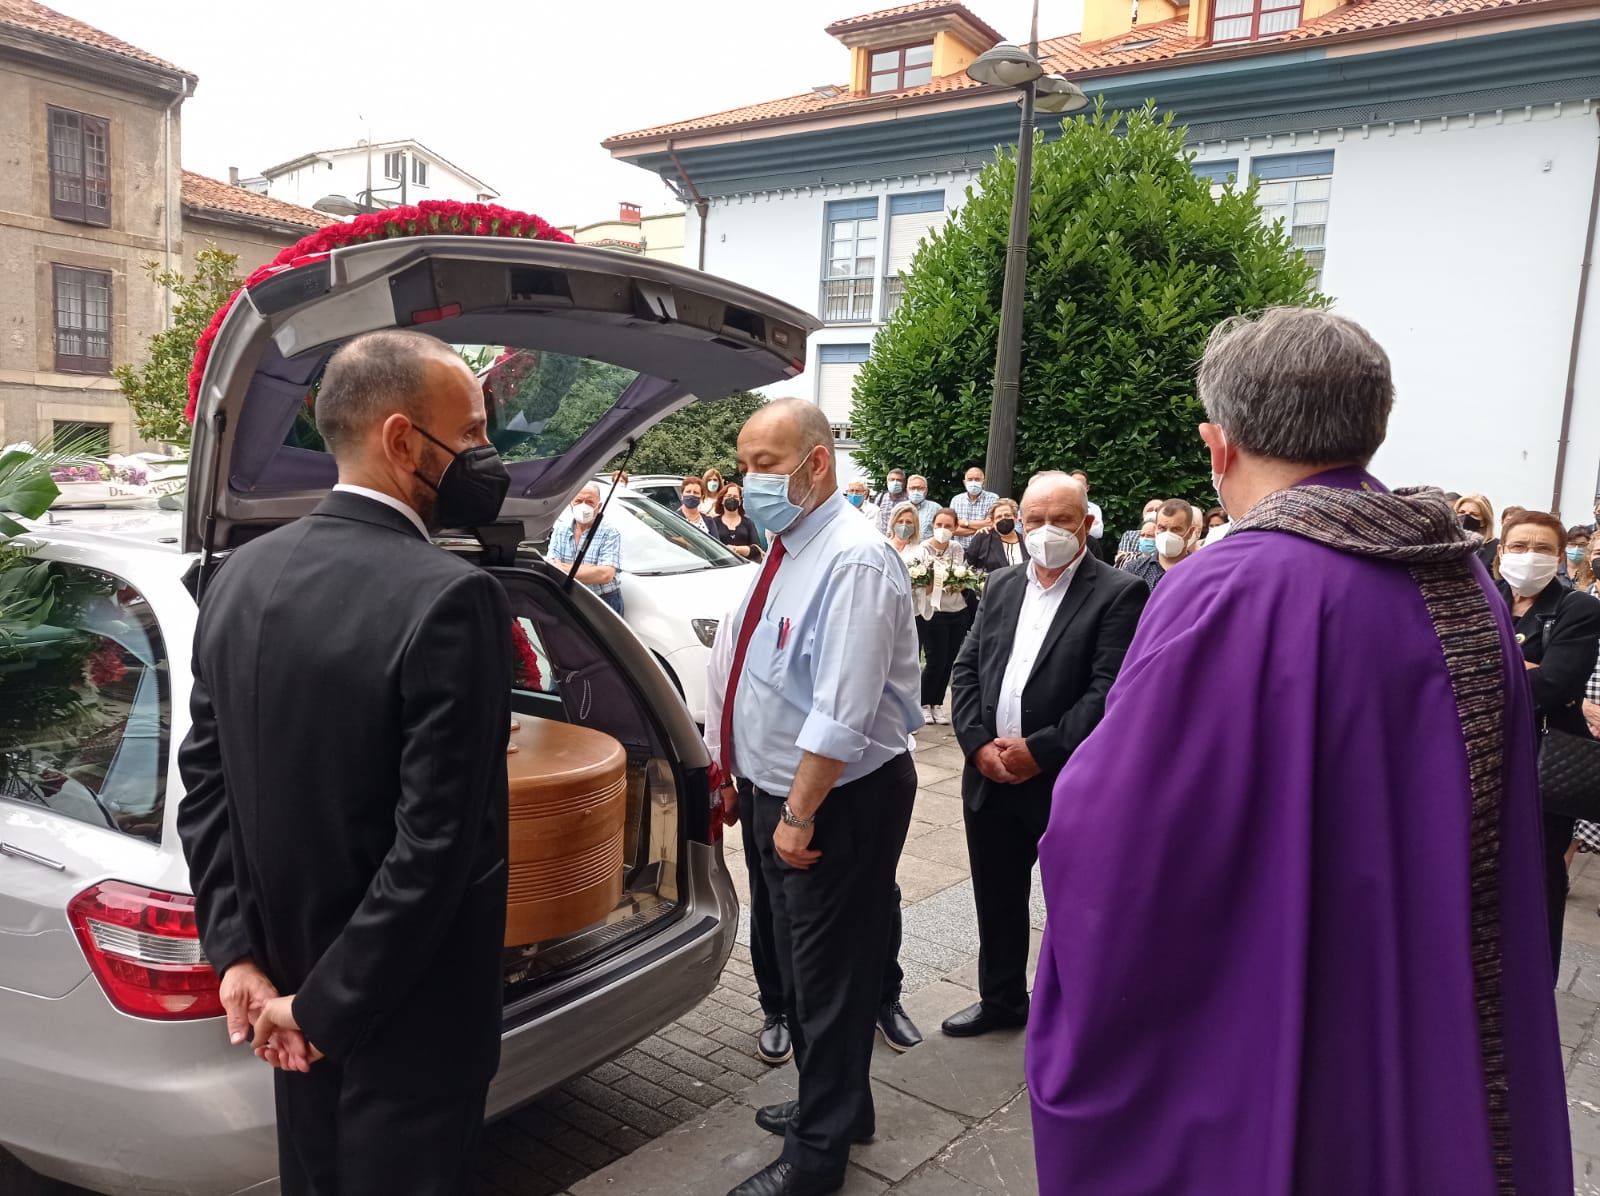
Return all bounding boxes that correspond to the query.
[780,801,814,829]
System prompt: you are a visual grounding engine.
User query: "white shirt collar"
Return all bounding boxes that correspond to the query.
[1027,545,1087,594]
[332,483,430,540]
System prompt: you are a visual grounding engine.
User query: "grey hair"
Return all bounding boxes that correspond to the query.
[1021,472,1086,515]
[1027,469,1070,486]
[315,330,464,457]
[1197,307,1393,466]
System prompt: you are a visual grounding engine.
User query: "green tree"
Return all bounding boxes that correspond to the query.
[852,104,1322,535]
[612,390,766,479]
[113,245,243,447]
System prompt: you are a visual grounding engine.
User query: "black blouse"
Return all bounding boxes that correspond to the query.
[710,514,763,561]
[1502,579,1600,736]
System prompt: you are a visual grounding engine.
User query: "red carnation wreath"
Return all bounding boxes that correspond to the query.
[184,200,573,423]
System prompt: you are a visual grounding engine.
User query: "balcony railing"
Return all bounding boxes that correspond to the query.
[881,276,906,322]
[821,278,874,323]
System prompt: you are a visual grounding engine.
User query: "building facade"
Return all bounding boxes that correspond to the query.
[248,139,497,214]
[607,0,1600,519]
[559,202,687,263]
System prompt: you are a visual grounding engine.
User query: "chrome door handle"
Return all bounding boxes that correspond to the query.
[0,842,67,872]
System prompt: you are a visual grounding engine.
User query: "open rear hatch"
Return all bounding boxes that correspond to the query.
[184,237,819,555]
[183,238,819,1009]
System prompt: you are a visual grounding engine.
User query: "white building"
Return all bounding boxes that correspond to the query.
[606,0,1600,520]
[245,138,497,213]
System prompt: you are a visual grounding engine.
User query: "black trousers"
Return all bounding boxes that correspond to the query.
[918,610,969,707]
[963,787,1052,1018]
[273,1037,493,1196]
[1544,811,1575,982]
[739,781,904,1016]
[754,754,916,1178]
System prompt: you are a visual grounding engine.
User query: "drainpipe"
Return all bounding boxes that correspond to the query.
[667,140,709,271]
[1552,108,1600,516]
[161,90,183,325]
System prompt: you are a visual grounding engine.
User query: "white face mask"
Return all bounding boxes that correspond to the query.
[1211,427,1233,518]
[571,502,596,525]
[1026,524,1082,570]
[1155,530,1188,560]
[1500,551,1560,597]
[932,527,954,545]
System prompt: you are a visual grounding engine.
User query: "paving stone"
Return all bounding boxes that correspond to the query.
[706,1069,756,1096]
[548,1097,626,1144]
[606,1094,681,1137]
[901,826,975,870]
[936,1097,1038,1195]
[662,1044,734,1083]
[889,1164,988,1194]
[896,958,946,997]
[586,1060,628,1085]
[851,1080,967,1184]
[741,1063,800,1108]
[946,929,1042,994]
[895,931,975,975]
[632,1034,674,1061]
[612,1073,675,1109]
[709,1021,760,1052]
[711,1044,775,1080]
[616,1049,675,1085]
[914,763,963,790]
[877,1001,1026,1120]
[660,1023,721,1056]
[1560,991,1600,1050]
[661,1096,710,1123]
[1576,1152,1600,1196]
[896,853,971,905]
[660,1069,727,1108]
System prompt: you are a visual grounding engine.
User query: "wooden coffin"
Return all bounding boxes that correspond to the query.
[504,718,628,948]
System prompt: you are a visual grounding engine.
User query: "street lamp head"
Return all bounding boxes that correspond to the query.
[965,42,1045,89]
[312,193,364,216]
[1033,74,1090,114]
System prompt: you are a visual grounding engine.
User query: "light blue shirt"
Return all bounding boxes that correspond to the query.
[705,493,922,795]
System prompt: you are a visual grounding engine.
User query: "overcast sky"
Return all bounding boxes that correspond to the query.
[64,0,1084,226]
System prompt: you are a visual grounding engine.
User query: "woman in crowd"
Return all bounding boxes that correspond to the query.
[709,482,762,561]
[1205,506,1227,532]
[612,469,630,488]
[677,476,710,532]
[1569,526,1595,587]
[701,468,727,518]
[910,507,969,725]
[1496,509,1600,976]
[966,497,1028,574]
[1454,493,1498,572]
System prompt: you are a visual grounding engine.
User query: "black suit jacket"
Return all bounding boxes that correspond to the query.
[951,553,1146,810]
[966,530,1029,576]
[1500,578,1600,738]
[177,491,512,1068]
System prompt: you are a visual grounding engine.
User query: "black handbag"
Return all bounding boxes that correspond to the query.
[1539,722,1600,822]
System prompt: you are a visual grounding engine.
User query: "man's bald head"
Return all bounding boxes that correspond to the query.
[315,330,471,459]
[743,397,834,458]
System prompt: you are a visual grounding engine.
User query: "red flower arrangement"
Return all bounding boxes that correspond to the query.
[510,619,543,692]
[185,200,573,423]
[87,640,128,688]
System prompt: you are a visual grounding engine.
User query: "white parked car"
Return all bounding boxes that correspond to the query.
[0,235,818,1194]
[547,483,754,724]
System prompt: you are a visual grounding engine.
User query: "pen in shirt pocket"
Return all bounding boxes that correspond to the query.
[778,617,791,649]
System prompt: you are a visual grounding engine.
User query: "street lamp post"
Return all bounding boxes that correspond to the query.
[965,0,1087,493]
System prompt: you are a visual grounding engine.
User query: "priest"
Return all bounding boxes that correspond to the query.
[1027,307,1570,1195]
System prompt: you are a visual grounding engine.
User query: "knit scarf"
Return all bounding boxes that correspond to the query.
[1233,483,1515,1194]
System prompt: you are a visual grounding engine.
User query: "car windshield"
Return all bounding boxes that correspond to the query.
[542,493,743,576]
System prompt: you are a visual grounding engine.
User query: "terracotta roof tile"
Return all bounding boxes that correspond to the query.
[180,171,331,231]
[608,0,1564,145]
[825,0,1000,36]
[0,0,190,75]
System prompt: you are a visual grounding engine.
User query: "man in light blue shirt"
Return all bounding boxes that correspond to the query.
[950,465,999,550]
[904,473,938,541]
[547,483,624,615]
[707,399,920,1196]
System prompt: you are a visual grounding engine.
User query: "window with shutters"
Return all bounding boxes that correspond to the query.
[52,265,112,374]
[1251,152,1332,289]
[816,344,870,440]
[1211,0,1301,42]
[820,199,879,323]
[868,43,935,94]
[383,151,404,180]
[1191,159,1238,199]
[47,107,110,227]
[882,192,945,321]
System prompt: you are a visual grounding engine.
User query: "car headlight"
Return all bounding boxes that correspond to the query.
[691,618,718,648]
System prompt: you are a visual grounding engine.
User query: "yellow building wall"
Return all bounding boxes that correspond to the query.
[850,47,869,94]
[1136,0,1182,25]
[1188,0,1211,38]
[932,31,981,78]
[1303,0,1343,20]
[1083,0,1137,44]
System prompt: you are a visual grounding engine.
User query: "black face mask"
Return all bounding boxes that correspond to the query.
[1460,513,1483,534]
[995,518,1015,536]
[722,497,742,512]
[414,425,510,529]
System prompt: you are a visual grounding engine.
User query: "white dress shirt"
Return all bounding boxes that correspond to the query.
[332,483,429,540]
[1085,498,1105,540]
[996,553,1086,738]
[703,493,922,795]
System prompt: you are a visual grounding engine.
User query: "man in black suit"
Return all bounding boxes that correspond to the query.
[943,472,1146,1037]
[177,329,514,1194]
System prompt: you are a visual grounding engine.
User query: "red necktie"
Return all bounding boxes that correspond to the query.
[719,537,787,781]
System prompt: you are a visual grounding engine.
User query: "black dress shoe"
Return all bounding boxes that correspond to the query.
[757,1014,793,1064]
[877,999,923,1052]
[940,1000,1027,1038]
[754,1101,873,1144]
[727,1159,843,1196]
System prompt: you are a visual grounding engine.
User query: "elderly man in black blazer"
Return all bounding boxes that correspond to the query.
[943,472,1147,1037]
[177,329,513,1193]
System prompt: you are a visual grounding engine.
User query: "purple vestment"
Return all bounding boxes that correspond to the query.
[1027,470,1571,1194]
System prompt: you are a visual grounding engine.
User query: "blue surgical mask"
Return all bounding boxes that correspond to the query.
[847,493,865,508]
[887,480,905,494]
[743,456,815,535]
[1138,536,1156,553]
[965,480,983,497]
[1569,547,1587,566]
[907,489,926,505]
